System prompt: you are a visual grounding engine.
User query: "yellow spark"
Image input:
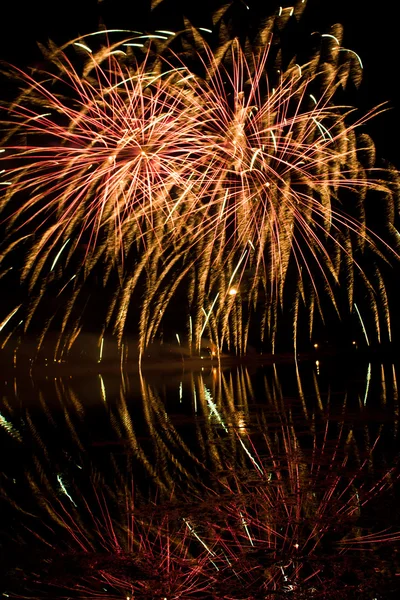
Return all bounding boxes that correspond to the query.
[354,303,370,346]
[57,474,77,506]
[73,42,92,53]
[204,385,228,432]
[363,363,372,406]
[240,512,254,546]
[219,189,229,220]
[99,374,107,403]
[0,306,21,332]
[312,117,333,141]
[270,130,277,152]
[321,34,340,45]
[189,315,193,349]
[29,113,51,121]
[250,148,262,170]
[56,274,76,297]
[335,47,363,68]
[98,336,104,363]
[227,249,247,291]
[138,34,168,40]
[238,436,263,473]
[184,518,217,559]
[0,411,22,442]
[85,29,142,36]
[50,239,70,271]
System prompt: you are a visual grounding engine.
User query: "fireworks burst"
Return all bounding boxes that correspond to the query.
[0,1,399,358]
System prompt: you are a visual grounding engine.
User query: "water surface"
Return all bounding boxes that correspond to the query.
[1,357,400,598]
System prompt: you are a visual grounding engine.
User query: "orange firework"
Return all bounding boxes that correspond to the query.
[0,17,398,360]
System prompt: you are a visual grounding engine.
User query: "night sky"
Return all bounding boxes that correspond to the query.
[1,0,398,162]
[0,0,399,353]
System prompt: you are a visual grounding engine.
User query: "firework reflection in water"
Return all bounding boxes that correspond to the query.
[1,362,400,598]
[1,1,399,358]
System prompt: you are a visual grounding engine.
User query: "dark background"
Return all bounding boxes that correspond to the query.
[0,0,398,353]
[1,0,398,163]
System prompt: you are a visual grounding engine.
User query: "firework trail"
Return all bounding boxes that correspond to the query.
[0,0,399,358]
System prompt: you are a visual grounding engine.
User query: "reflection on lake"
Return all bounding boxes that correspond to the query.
[1,359,400,598]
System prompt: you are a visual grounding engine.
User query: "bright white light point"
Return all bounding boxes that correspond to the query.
[0,306,21,332]
[30,113,51,121]
[321,34,340,45]
[315,360,320,366]
[57,474,77,506]
[50,239,70,272]
[98,337,104,363]
[73,42,92,53]
[314,343,318,348]
[229,288,238,296]
[294,543,299,549]
[139,34,168,40]
[337,48,363,69]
